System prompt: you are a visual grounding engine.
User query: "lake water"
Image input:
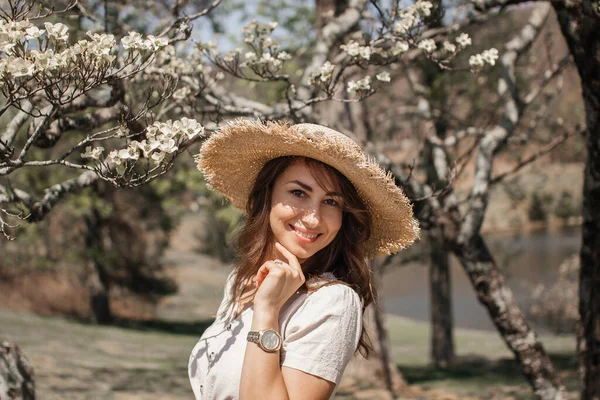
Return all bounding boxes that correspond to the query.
[381,226,581,333]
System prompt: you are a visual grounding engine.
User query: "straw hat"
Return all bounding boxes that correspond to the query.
[196,119,419,259]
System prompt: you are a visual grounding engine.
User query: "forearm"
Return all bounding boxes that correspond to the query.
[239,308,289,400]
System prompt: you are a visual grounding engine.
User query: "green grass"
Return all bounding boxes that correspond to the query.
[0,310,579,399]
[386,315,579,399]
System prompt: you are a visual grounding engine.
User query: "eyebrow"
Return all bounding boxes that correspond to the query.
[287,180,343,198]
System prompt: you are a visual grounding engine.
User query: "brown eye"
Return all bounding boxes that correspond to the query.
[290,189,306,197]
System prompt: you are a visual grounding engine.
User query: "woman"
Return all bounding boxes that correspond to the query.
[189,120,419,399]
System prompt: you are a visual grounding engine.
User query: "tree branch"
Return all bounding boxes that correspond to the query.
[0,170,99,222]
[458,2,551,243]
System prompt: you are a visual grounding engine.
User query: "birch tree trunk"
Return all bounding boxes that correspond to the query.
[0,341,35,400]
[551,3,600,397]
[453,234,564,399]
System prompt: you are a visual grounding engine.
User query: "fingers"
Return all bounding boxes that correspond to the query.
[274,242,301,272]
[255,256,304,289]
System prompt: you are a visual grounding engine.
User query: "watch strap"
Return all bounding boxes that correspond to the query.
[247,330,260,344]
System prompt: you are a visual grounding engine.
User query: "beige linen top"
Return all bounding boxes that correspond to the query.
[188,271,363,400]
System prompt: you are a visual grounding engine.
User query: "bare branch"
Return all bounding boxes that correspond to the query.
[490,129,577,185]
[158,0,223,37]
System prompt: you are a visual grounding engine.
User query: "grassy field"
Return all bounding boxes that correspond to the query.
[0,239,580,399]
[0,308,578,400]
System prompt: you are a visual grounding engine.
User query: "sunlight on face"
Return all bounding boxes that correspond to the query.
[268,160,343,263]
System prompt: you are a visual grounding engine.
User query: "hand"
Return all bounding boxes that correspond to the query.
[253,242,305,314]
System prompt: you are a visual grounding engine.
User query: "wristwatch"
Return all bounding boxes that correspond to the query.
[247,329,282,352]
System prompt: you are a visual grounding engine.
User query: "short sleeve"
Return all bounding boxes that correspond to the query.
[281,284,363,385]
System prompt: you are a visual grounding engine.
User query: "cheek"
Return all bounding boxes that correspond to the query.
[270,202,297,225]
[325,211,343,236]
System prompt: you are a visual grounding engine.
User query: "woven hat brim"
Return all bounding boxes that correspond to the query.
[196,119,420,259]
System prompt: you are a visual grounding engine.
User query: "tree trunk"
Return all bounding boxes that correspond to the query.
[315,0,348,29]
[343,264,405,395]
[0,341,35,400]
[343,304,405,395]
[429,230,455,368]
[453,234,565,399]
[551,3,600,398]
[84,209,113,324]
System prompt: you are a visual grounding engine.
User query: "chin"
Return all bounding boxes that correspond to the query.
[285,243,316,261]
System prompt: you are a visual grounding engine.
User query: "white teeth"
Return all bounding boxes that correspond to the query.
[293,227,318,239]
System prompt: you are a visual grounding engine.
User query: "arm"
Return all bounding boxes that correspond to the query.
[239,243,337,400]
[240,306,336,400]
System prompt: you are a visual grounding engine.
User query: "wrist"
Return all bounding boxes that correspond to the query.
[251,306,279,329]
[252,300,280,316]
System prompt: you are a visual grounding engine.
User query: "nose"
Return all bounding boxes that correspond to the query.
[301,206,321,228]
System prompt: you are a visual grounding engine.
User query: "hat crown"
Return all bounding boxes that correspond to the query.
[293,123,365,162]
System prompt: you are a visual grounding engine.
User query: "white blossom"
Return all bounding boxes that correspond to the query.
[456,33,472,47]
[469,54,485,68]
[418,39,436,53]
[277,51,291,61]
[172,86,191,100]
[215,71,225,80]
[81,146,104,160]
[359,46,372,60]
[310,61,335,83]
[31,50,61,71]
[223,49,240,62]
[158,138,177,153]
[121,31,144,49]
[144,35,168,51]
[25,26,44,39]
[245,52,257,61]
[175,117,204,140]
[44,22,69,42]
[341,41,360,57]
[263,37,274,47]
[107,150,126,175]
[7,57,35,77]
[393,7,420,34]
[390,41,409,56]
[443,41,456,53]
[347,76,371,93]
[157,120,178,139]
[138,140,160,157]
[151,151,166,164]
[481,48,499,66]
[376,71,391,82]
[416,1,434,16]
[118,144,140,161]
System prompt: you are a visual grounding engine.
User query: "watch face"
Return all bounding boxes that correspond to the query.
[261,330,281,351]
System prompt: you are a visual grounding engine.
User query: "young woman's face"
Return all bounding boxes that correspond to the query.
[269,160,344,262]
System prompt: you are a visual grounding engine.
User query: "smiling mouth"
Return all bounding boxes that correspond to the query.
[289,225,322,241]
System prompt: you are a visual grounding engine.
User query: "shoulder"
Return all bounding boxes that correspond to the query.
[306,282,362,309]
[289,279,363,326]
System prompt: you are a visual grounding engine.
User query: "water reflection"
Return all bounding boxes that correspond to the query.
[381,226,581,332]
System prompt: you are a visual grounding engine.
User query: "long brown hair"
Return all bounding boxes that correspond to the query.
[227,156,375,357]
